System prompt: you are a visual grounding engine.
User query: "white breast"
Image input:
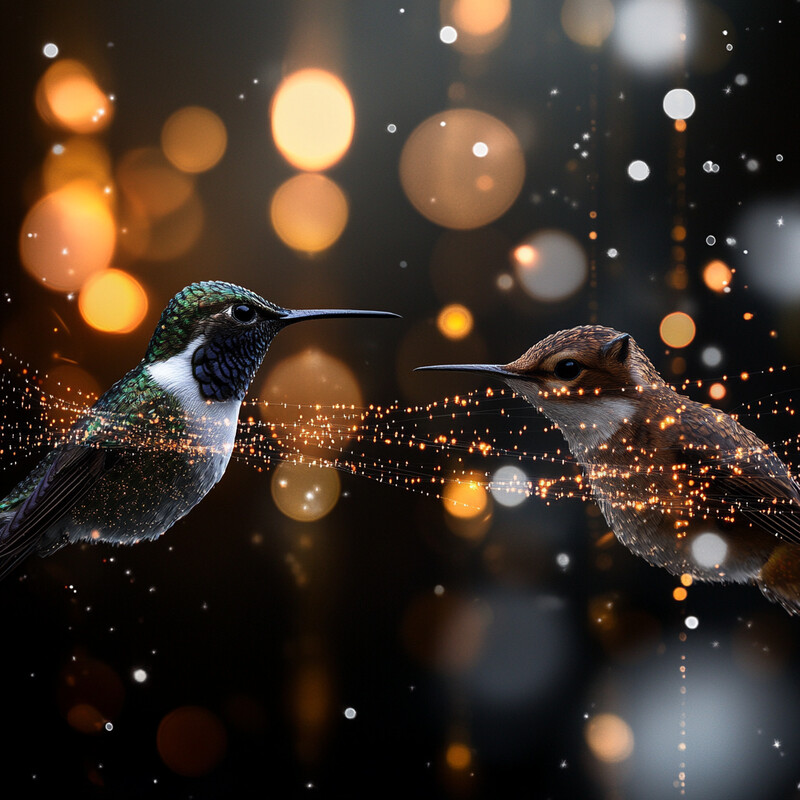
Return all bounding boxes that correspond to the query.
[146,336,240,472]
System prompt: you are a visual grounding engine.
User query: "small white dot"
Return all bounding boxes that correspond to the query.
[607,248,619,258]
[627,160,650,181]
[132,668,148,683]
[104,721,114,732]
[439,26,458,44]
[344,707,357,719]
[387,123,397,133]
[434,584,445,596]
[776,154,784,162]
[43,43,59,58]
[685,616,699,630]
[472,141,489,158]
[706,235,716,245]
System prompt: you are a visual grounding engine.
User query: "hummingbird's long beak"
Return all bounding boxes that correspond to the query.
[280,308,401,324]
[414,363,517,378]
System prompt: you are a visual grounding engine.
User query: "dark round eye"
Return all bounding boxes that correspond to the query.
[231,304,257,323]
[553,359,583,381]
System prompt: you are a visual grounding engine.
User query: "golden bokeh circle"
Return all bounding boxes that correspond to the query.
[399,109,525,230]
[79,269,148,334]
[271,461,341,522]
[659,311,696,348]
[161,106,227,173]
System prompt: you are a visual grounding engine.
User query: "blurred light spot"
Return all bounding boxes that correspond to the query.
[446,742,472,770]
[67,703,106,734]
[139,192,204,262]
[260,348,362,439]
[36,59,113,133]
[271,69,355,171]
[489,464,528,507]
[117,147,195,219]
[20,182,116,292]
[437,304,473,340]
[672,225,687,241]
[472,141,489,157]
[627,159,650,181]
[132,669,148,683]
[440,25,458,43]
[701,345,722,368]
[709,382,725,401]
[703,259,732,292]
[585,713,635,763]
[691,532,727,567]
[681,573,693,586]
[441,0,511,54]
[43,43,59,58]
[161,106,227,173]
[685,615,699,629]
[42,136,112,194]
[561,0,615,48]
[58,654,124,734]
[662,88,696,119]
[737,200,800,303]
[442,473,488,519]
[269,173,348,253]
[79,269,148,334]
[614,0,689,71]
[659,311,695,348]
[399,109,525,230]
[673,586,687,601]
[513,230,588,302]
[157,706,227,777]
[43,364,101,431]
[344,707,357,720]
[271,462,340,522]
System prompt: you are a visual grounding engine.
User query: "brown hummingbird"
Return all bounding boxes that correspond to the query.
[417,325,800,615]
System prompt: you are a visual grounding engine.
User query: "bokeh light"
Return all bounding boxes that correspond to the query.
[157,706,228,777]
[585,713,635,763]
[161,106,227,173]
[709,382,726,401]
[19,182,116,292]
[36,59,113,133]
[42,136,112,194]
[659,311,696,348]
[271,69,355,171]
[737,199,800,303]
[117,147,195,219]
[260,348,362,435]
[78,268,148,333]
[440,0,511,55]
[399,109,525,230]
[627,159,650,181]
[489,465,528,507]
[446,742,473,770]
[690,531,728,568]
[702,259,732,292]
[662,88,696,120]
[561,0,615,48]
[269,173,349,253]
[442,472,488,519]
[58,654,125,734]
[271,461,341,522]
[513,230,588,302]
[613,0,689,72]
[436,303,473,340]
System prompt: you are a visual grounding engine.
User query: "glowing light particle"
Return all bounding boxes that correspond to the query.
[344,707,357,719]
[440,25,458,44]
[437,304,473,340]
[690,532,727,568]
[585,713,634,763]
[627,159,650,181]
[43,43,59,58]
[659,312,695,348]
[79,269,148,334]
[685,615,699,630]
[662,88,696,120]
[489,465,528,507]
[702,260,732,292]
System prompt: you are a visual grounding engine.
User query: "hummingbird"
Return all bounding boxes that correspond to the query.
[0,280,397,580]
[417,325,800,615]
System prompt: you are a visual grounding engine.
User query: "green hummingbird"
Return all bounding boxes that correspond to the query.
[0,280,397,579]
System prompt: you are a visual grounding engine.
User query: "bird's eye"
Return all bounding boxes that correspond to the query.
[230,304,257,323]
[553,359,583,380]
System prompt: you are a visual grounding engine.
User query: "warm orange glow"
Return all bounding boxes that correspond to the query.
[161,106,227,173]
[659,312,696,348]
[561,0,615,48]
[442,0,511,54]
[19,182,116,292]
[400,109,525,230]
[680,573,693,587]
[671,225,687,242]
[269,173,348,253]
[42,136,113,194]
[709,382,726,401]
[271,69,355,171]
[157,706,227,777]
[585,713,634,763]
[513,244,537,266]
[36,59,113,133]
[446,742,473,770]
[117,147,195,219]
[437,304,473,340]
[675,119,687,132]
[673,586,688,601]
[271,462,340,522]
[79,269,148,334]
[442,474,488,519]
[703,259,732,292]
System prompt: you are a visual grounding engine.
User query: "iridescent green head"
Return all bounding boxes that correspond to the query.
[144,281,398,403]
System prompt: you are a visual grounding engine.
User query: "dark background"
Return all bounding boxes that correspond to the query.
[3,1,800,797]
